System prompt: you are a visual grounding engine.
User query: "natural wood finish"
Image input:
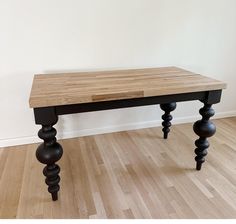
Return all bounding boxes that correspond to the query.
[29,67,226,108]
[1,117,236,218]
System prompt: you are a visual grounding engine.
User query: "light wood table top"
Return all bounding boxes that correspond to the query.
[29,67,226,108]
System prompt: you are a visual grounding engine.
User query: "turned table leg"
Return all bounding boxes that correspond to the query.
[34,108,63,201]
[36,122,63,201]
[160,103,177,139]
[193,103,216,170]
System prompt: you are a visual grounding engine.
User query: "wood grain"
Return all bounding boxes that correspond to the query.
[29,67,226,108]
[0,117,236,218]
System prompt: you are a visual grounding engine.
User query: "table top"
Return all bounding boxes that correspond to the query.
[29,67,226,108]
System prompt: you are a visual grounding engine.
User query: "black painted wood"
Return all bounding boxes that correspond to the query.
[160,103,177,139]
[204,90,222,104]
[36,117,63,201]
[193,103,216,170]
[34,107,58,125]
[33,89,223,201]
[55,91,222,116]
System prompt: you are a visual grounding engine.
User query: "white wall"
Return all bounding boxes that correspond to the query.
[0,0,236,147]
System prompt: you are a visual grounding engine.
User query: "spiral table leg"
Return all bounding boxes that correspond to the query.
[36,123,63,201]
[160,103,177,139]
[193,103,216,170]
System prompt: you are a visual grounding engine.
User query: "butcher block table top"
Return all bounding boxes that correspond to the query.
[29,67,226,108]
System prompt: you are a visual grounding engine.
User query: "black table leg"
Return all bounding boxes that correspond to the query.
[193,103,216,170]
[160,103,177,139]
[34,108,63,201]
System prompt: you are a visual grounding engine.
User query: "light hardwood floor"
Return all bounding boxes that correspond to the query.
[0,117,236,218]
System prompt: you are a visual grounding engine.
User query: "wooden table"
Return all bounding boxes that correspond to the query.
[29,67,226,201]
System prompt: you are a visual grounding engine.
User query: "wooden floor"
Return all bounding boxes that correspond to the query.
[0,117,236,219]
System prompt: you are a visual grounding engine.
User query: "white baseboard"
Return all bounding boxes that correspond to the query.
[1,111,236,148]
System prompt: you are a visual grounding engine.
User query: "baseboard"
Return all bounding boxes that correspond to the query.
[1,111,236,148]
